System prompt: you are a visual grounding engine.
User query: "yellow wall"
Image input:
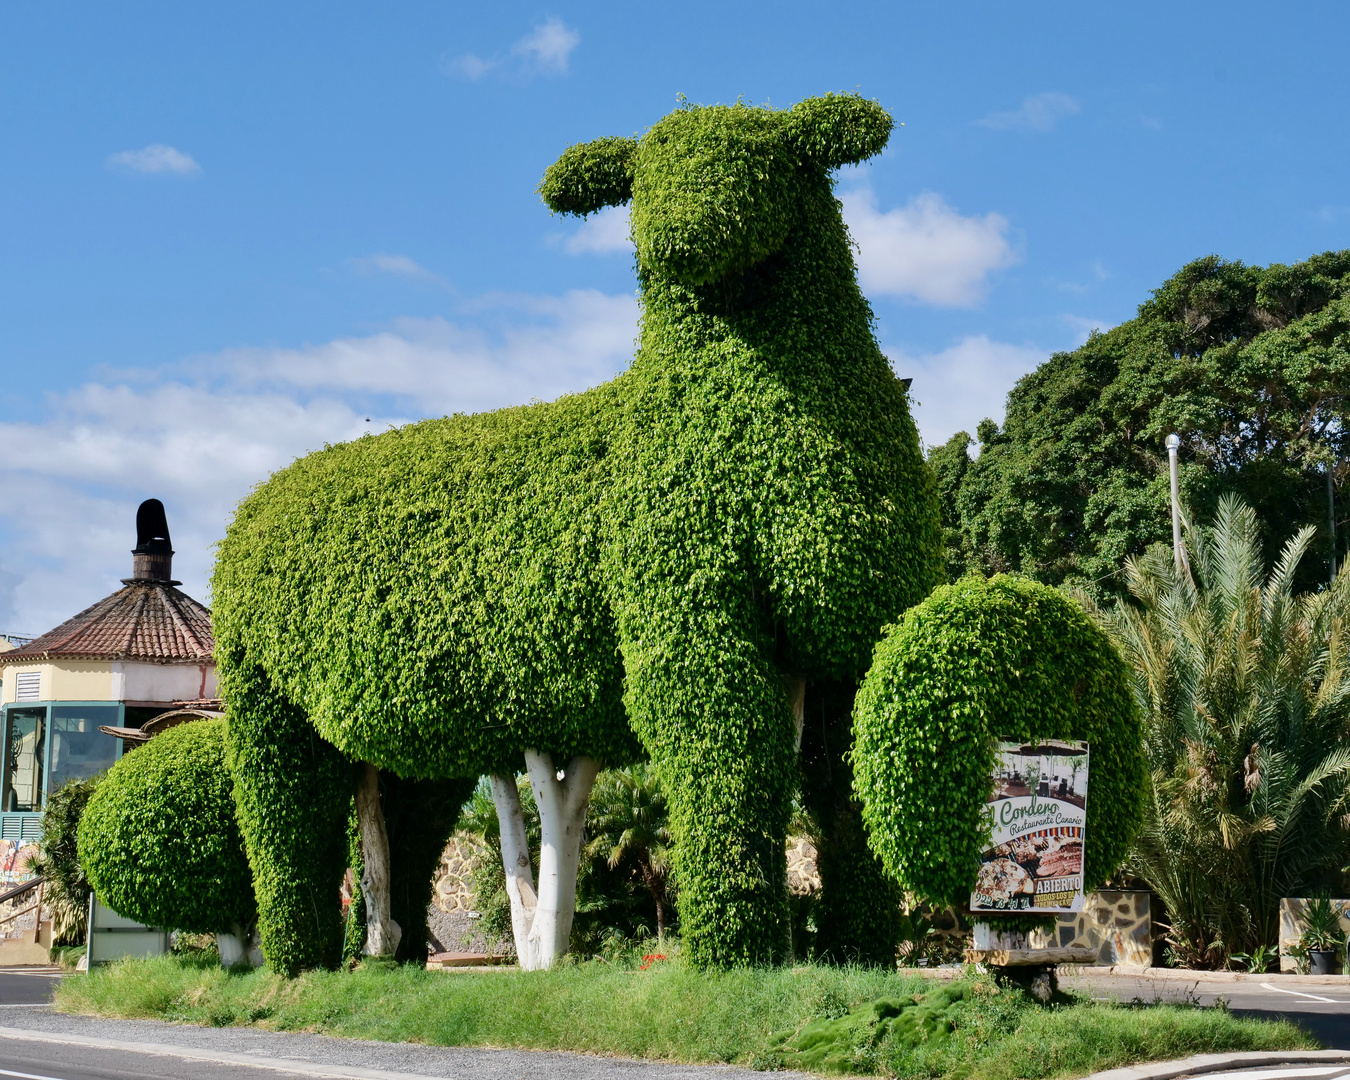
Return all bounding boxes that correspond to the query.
[0,662,113,705]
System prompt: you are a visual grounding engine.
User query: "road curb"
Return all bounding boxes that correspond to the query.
[1085,1049,1350,1080]
[1067,967,1350,986]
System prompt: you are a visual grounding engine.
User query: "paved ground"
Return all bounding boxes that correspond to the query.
[1063,973,1350,1050]
[0,967,60,1006]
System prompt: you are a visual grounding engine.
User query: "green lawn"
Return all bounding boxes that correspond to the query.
[55,955,1314,1078]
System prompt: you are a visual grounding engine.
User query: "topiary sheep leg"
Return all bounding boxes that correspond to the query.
[799,678,902,966]
[524,751,600,968]
[490,754,600,970]
[383,773,476,965]
[627,633,796,966]
[224,665,356,975]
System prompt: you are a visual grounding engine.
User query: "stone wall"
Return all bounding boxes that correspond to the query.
[1038,890,1152,967]
[424,833,1153,966]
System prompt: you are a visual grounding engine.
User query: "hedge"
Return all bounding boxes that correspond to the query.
[852,575,1146,907]
[78,720,255,934]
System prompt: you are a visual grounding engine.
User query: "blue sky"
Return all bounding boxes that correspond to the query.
[2,1,1349,632]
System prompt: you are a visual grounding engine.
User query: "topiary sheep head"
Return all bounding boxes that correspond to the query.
[539,93,892,287]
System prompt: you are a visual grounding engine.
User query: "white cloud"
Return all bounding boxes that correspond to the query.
[977,92,1081,133]
[347,253,449,286]
[443,17,580,82]
[842,189,1017,307]
[105,144,202,176]
[888,336,1046,449]
[0,290,637,635]
[510,17,580,75]
[561,205,632,255]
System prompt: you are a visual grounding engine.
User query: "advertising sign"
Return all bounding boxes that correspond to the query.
[971,740,1088,913]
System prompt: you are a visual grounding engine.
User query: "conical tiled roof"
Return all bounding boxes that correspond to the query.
[5,582,213,664]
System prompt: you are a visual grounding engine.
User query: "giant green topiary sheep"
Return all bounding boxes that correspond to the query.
[213,93,942,972]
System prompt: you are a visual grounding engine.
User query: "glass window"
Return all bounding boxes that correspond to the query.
[2,707,47,813]
[48,705,121,794]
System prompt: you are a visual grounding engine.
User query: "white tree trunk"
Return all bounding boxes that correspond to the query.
[356,761,402,958]
[490,751,600,971]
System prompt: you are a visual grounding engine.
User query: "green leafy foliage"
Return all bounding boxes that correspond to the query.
[581,763,674,941]
[382,772,475,964]
[538,136,636,216]
[942,252,1350,595]
[222,665,355,974]
[798,678,902,965]
[78,721,255,935]
[28,776,100,944]
[1091,497,1350,966]
[212,93,940,969]
[853,575,1146,906]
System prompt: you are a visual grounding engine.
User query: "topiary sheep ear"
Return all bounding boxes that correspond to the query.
[538,136,637,216]
[787,93,893,169]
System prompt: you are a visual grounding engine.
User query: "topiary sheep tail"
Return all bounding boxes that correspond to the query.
[223,661,356,975]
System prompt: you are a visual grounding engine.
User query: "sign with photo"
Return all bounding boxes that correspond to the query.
[971,740,1088,913]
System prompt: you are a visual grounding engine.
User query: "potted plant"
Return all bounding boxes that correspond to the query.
[1299,894,1347,975]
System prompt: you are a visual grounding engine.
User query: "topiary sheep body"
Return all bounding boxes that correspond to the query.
[214,94,941,971]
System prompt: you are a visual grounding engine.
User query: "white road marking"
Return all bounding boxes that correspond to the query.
[0,1067,72,1080]
[1258,982,1350,1004]
[0,1004,49,1008]
[1196,1069,1350,1080]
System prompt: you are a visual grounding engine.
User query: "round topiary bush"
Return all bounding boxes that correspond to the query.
[852,575,1146,907]
[78,720,256,934]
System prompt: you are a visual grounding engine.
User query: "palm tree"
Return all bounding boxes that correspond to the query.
[584,764,673,940]
[1088,496,1350,967]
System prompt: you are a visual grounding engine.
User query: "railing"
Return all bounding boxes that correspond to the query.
[0,876,43,938]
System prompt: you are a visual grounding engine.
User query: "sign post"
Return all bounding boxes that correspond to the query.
[971,740,1088,914]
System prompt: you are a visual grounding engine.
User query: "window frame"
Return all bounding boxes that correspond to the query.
[1,701,127,816]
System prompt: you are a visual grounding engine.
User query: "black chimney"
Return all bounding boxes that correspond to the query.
[127,499,179,584]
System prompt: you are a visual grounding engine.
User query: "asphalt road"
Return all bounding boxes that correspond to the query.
[0,968,60,1006]
[1063,973,1350,1049]
[0,992,792,1080]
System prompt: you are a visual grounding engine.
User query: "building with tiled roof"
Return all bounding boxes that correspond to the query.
[0,500,216,857]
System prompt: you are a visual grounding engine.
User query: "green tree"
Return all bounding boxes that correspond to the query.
[583,764,673,940]
[942,252,1350,595]
[28,775,100,944]
[853,574,1146,908]
[1087,497,1350,967]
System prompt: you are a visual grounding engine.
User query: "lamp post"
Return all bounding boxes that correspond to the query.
[1330,469,1338,586]
[1166,433,1184,575]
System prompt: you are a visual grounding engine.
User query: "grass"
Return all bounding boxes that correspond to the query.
[55,953,1314,1078]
